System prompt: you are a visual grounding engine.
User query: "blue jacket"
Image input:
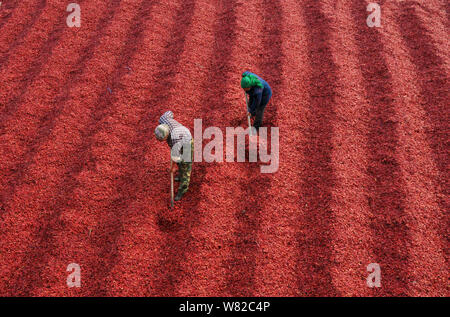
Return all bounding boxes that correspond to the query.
[243,71,272,114]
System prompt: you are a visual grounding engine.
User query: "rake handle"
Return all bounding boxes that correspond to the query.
[170,159,174,208]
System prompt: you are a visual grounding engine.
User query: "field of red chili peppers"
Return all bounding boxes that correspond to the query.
[0,0,448,296]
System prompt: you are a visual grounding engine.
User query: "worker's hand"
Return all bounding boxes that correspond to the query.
[249,134,258,144]
[171,153,181,163]
[170,162,178,173]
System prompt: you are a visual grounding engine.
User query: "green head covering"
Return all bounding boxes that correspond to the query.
[241,73,263,89]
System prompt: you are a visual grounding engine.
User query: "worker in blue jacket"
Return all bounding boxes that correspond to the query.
[240,71,272,130]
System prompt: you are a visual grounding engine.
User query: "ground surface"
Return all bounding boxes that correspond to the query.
[0,0,448,296]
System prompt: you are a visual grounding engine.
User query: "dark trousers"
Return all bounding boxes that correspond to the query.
[253,91,272,129]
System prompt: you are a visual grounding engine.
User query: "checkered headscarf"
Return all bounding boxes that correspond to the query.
[158,110,192,148]
[155,124,169,140]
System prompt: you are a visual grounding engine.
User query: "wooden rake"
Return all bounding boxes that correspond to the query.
[170,158,174,209]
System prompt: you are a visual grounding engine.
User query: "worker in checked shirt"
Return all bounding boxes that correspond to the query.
[155,111,193,201]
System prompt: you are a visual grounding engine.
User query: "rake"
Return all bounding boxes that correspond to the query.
[170,158,174,209]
